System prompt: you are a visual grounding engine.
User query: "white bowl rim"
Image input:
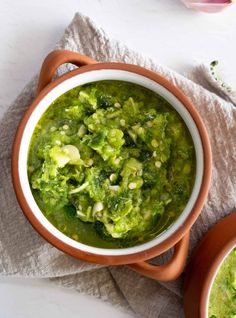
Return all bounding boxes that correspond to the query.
[18,69,204,256]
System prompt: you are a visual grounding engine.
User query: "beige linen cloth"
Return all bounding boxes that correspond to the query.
[1,13,236,318]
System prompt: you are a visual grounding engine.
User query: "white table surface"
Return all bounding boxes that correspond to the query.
[1,1,236,317]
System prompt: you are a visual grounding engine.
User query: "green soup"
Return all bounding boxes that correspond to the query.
[208,248,236,318]
[28,80,196,248]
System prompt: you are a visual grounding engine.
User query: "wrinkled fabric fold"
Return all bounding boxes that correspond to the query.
[0,12,235,318]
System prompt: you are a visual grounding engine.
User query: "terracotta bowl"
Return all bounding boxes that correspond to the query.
[184,212,236,317]
[11,50,212,281]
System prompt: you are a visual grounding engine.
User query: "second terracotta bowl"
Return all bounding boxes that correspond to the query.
[11,50,212,281]
[184,212,236,317]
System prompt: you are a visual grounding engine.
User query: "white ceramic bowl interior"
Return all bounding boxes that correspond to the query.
[205,245,236,317]
[18,69,204,256]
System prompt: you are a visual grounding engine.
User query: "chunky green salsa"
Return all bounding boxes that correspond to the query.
[28,80,195,248]
[208,248,236,318]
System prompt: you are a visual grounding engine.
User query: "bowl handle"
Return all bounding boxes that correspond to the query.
[128,232,190,281]
[37,50,97,94]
